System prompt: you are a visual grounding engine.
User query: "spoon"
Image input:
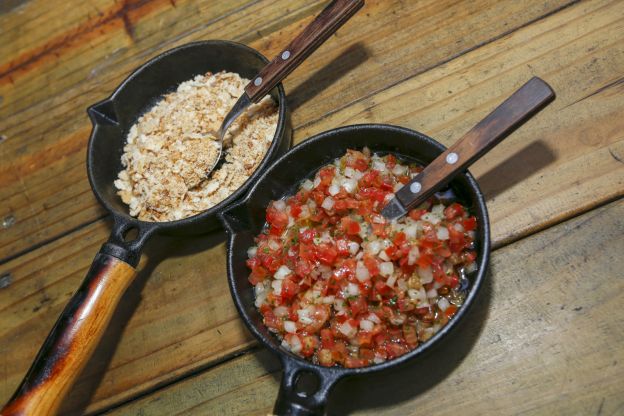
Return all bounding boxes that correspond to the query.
[382,76,556,220]
[207,0,365,175]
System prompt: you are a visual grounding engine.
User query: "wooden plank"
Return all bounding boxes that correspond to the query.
[0,221,255,415]
[0,0,574,259]
[297,0,624,247]
[104,198,624,416]
[1,0,622,413]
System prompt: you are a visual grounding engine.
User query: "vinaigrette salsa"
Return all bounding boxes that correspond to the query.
[246,148,478,368]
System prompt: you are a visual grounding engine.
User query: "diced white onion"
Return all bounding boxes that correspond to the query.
[299,205,311,219]
[313,176,321,188]
[328,184,340,196]
[322,295,335,304]
[372,160,387,172]
[407,246,420,265]
[347,283,360,296]
[408,288,428,305]
[289,335,302,353]
[418,266,433,284]
[297,308,314,325]
[247,246,257,258]
[342,178,358,194]
[372,215,385,224]
[422,212,441,224]
[404,224,418,239]
[319,264,333,280]
[271,280,282,295]
[454,223,464,232]
[378,250,390,261]
[334,298,347,312]
[301,179,314,191]
[390,314,406,325]
[392,164,408,176]
[436,227,450,240]
[274,200,287,211]
[274,265,292,280]
[339,321,357,338]
[366,240,382,255]
[438,297,451,312]
[268,240,280,251]
[321,196,335,211]
[373,355,386,364]
[397,278,408,291]
[465,262,478,274]
[393,182,403,192]
[348,241,360,255]
[427,288,438,298]
[431,204,445,217]
[344,167,356,178]
[355,261,370,282]
[386,274,397,288]
[360,319,374,332]
[379,261,394,277]
[274,306,290,317]
[367,313,381,324]
[284,321,297,333]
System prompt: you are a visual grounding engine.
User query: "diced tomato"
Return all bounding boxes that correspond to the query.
[349,295,368,316]
[444,202,465,220]
[281,278,299,301]
[408,209,427,221]
[301,336,319,357]
[266,205,288,230]
[363,255,380,276]
[317,244,338,265]
[247,150,477,368]
[463,216,477,231]
[354,158,369,172]
[386,342,409,359]
[385,154,397,168]
[318,348,334,366]
[319,166,335,186]
[290,203,302,218]
[320,328,335,349]
[339,217,361,236]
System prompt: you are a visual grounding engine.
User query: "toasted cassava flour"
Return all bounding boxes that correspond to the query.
[114,71,278,222]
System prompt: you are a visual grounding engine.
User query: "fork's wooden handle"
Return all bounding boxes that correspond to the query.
[1,254,136,416]
[244,0,364,102]
[395,77,555,211]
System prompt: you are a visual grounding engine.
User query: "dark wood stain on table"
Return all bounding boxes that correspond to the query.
[0,0,623,414]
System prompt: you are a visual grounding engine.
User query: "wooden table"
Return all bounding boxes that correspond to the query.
[1,0,623,414]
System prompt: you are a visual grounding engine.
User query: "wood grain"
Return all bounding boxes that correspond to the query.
[0,222,253,415]
[0,0,574,259]
[298,0,624,247]
[1,255,135,416]
[105,198,624,416]
[0,0,622,414]
[392,77,555,215]
[245,0,364,101]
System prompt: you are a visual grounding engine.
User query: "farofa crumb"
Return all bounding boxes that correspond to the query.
[114,71,279,222]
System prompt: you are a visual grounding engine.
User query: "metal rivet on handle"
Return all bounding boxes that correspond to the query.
[446,152,459,164]
[410,182,422,194]
[254,77,263,86]
[281,50,291,60]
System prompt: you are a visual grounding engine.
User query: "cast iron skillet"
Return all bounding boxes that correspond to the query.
[1,40,291,415]
[220,124,490,416]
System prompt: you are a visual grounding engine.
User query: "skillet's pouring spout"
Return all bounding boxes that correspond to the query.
[382,76,555,220]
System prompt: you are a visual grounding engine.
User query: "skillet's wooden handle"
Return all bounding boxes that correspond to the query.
[395,77,555,211]
[1,254,136,416]
[244,0,364,102]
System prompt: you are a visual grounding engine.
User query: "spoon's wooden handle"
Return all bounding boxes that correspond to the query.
[1,254,136,416]
[395,77,555,211]
[244,0,364,102]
